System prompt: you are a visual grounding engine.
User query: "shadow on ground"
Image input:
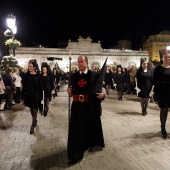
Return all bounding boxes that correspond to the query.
[0,111,17,129]
[116,111,141,115]
[30,149,68,169]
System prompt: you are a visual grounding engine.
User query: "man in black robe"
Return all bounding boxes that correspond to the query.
[67,55,106,165]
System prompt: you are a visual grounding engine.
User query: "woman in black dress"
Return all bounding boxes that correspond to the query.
[114,65,126,100]
[40,63,54,117]
[136,60,153,116]
[21,59,43,134]
[104,66,112,95]
[52,68,60,98]
[152,49,170,139]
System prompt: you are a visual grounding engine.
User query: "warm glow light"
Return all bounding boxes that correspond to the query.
[4,14,17,36]
[7,16,16,29]
[167,46,170,50]
[12,26,17,34]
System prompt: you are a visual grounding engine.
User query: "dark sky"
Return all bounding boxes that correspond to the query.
[0,0,170,49]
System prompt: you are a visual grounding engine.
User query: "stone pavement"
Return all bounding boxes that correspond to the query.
[1,83,170,170]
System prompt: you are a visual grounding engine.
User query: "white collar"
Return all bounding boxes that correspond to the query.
[80,69,88,74]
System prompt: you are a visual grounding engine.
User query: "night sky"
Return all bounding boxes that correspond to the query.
[0,0,170,49]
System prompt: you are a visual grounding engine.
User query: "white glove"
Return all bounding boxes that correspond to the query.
[149,85,155,97]
[102,87,106,95]
[149,91,154,97]
[135,87,141,92]
[41,99,44,104]
[114,83,117,87]
[51,90,55,94]
[41,91,44,104]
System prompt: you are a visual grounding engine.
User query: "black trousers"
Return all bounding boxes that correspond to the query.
[13,87,21,103]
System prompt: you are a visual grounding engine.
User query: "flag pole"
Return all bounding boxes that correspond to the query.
[68,50,72,123]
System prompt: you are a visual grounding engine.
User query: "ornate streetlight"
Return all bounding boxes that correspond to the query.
[4,14,17,37]
[4,14,17,56]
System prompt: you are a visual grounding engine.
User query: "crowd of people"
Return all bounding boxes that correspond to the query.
[0,49,170,166]
[101,50,170,141]
[0,60,65,134]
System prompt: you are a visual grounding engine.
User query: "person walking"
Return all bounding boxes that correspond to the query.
[52,68,60,98]
[2,68,16,109]
[136,60,153,116]
[151,49,170,139]
[114,65,126,100]
[104,66,112,95]
[147,61,155,103]
[40,63,54,116]
[21,59,43,134]
[67,55,105,165]
[129,65,137,95]
[0,75,6,111]
[125,65,133,94]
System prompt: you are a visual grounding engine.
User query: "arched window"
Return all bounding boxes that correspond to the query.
[91,62,99,71]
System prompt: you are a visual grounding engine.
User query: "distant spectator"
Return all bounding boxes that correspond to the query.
[0,74,6,111]
[12,67,22,103]
[129,65,137,95]
[2,68,16,109]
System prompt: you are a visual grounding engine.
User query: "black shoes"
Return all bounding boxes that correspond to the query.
[30,126,34,134]
[161,129,168,139]
[118,96,123,101]
[88,146,94,152]
[4,105,13,109]
[30,120,37,134]
[67,159,82,165]
[125,92,131,94]
[142,112,145,116]
[142,107,147,116]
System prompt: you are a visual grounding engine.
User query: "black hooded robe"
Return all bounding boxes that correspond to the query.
[67,70,105,162]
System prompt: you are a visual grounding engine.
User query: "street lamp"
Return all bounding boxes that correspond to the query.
[4,14,17,56]
[4,14,17,37]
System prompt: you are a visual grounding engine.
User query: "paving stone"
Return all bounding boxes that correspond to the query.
[1,82,170,169]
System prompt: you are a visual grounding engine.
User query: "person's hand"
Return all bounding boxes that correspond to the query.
[41,99,44,104]
[114,83,117,87]
[96,92,105,99]
[67,86,72,95]
[51,90,55,94]
[21,98,24,104]
[13,90,16,94]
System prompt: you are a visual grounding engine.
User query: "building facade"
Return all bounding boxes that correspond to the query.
[143,30,170,62]
[12,36,149,72]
